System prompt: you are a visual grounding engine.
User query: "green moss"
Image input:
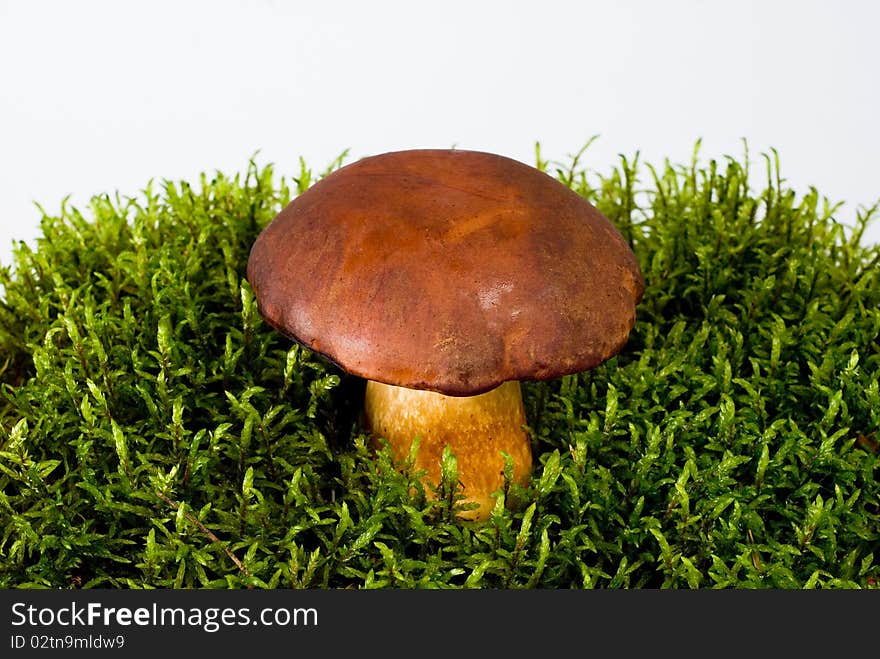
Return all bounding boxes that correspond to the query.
[1,143,878,589]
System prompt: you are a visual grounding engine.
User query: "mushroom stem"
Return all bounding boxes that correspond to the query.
[364,379,532,520]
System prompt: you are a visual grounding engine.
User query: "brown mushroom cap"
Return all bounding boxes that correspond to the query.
[246,149,644,396]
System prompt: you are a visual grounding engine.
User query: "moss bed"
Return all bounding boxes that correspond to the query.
[1,143,878,588]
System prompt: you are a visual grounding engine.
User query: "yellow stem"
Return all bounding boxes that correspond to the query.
[364,380,532,520]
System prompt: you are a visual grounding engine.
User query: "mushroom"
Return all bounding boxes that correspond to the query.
[246,149,644,520]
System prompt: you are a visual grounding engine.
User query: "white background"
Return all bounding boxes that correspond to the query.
[1,0,878,271]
